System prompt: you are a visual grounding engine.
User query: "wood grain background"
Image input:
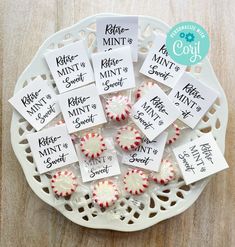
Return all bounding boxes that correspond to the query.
[1,0,235,246]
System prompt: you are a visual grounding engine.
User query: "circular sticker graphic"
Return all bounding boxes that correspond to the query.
[166,21,210,65]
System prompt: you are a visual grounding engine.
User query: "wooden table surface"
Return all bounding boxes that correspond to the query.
[1,0,235,246]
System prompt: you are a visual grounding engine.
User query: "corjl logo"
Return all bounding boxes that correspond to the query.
[166,21,210,65]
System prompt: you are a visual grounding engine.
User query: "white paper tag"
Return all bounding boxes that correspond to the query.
[92,46,135,95]
[9,78,60,131]
[57,84,107,133]
[96,16,138,62]
[44,41,94,93]
[173,133,229,185]
[122,132,168,171]
[27,124,78,174]
[140,34,186,88]
[76,138,121,182]
[168,72,218,128]
[131,84,181,141]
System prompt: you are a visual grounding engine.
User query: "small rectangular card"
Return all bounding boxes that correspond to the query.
[131,84,181,141]
[92,46,135,95]
[168,72,218,128]
[122,132,168,172]
[57,84,107,133]
[173,133,229,185]
[44,40,94,93]
[140,34,186,88]
[9,78,60,131]
[76,138,121,182]
[27,124,78,174]
[96,16,138,62]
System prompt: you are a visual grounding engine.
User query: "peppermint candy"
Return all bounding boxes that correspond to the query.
[92,180,119,208]
[166,123,181,145]
[123,169,149,195]
[115,126,142,151]
[80,133,106,159]
[50,170,78,197]
[105,95,132,122]
[172,162,182,180]
[151,159,175,184]
[135,81,157,100]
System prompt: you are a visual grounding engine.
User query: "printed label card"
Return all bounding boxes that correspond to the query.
[122,132,168,172]
[77,138,121,182]
[27,124,78,174]
[131,84,181,141]
[140,34,186,88]
[96,16,138,62]
[57,84,107,133]
[168,72,218,128]
[44,40,94,93]
[92,46,135,95]
[9,78,60,131]
[173,133,229,185]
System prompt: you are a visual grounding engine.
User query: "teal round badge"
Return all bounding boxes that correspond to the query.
[166,21,210,66]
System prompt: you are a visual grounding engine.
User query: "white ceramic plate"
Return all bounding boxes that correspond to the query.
[10,14,228,231]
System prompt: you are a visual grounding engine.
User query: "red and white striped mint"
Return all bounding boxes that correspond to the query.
[166,123,181,145]
[172,162,182,180]
[152,159,175,185]
[50,170,78,197]
[105,95,132,122]
[56,119,79,143]
[115,126,142,151]
[80,133,106,159]
[123,169,149,195]
[135,81,157,100]
[92,180,119,208]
